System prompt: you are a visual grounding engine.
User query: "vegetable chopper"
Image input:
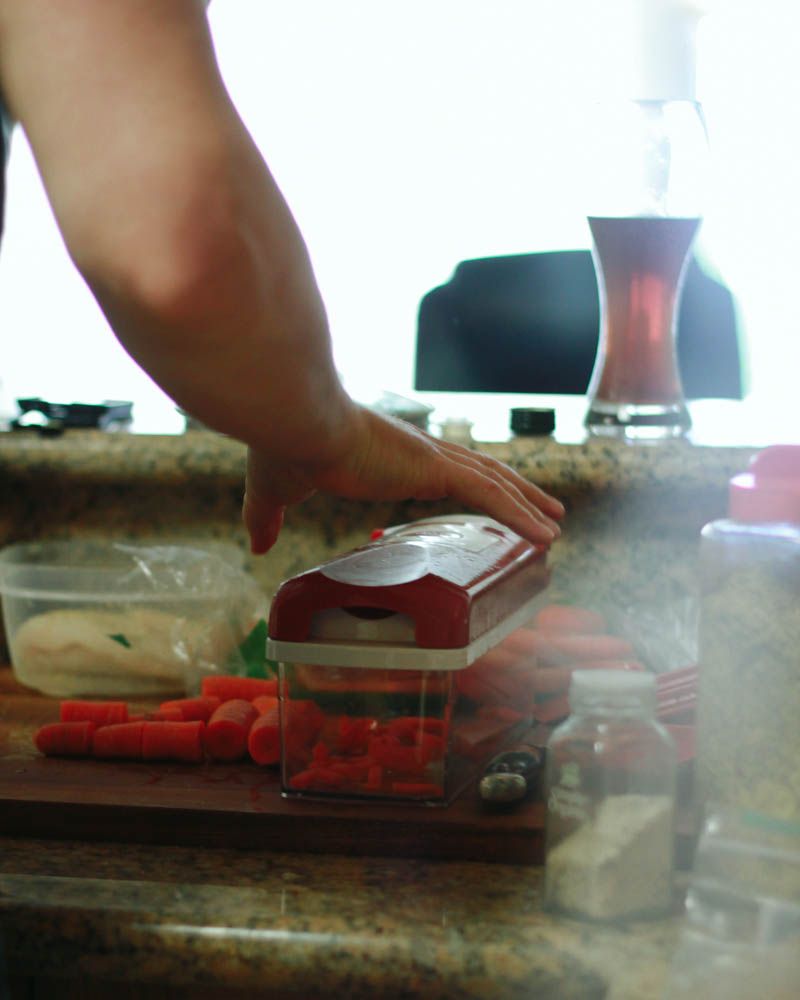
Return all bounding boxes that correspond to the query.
[267,515,551,805]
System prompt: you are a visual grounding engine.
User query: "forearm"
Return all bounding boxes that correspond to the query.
[0,0,356,465]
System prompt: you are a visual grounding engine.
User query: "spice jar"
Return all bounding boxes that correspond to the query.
[543,669,678,921]
[695,445,800,823]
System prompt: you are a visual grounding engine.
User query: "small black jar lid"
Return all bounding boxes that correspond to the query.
[510,407,556,436]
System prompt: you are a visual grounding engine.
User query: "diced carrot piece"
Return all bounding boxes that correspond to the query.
[366,735,428,774]
[205,699,259,761]
[159,696,221,722]
[252,695,279,716]
[533,604,607,634]
[282,700,325,758]
[142,720,205,762]
[248,706,281,765]
[92,721,146,759]
[201,675,278,702]
[288,766,349,790]
[35,721,95,757]
[59,700,128,727]
[331,715,378,754]
[287,769,317,790]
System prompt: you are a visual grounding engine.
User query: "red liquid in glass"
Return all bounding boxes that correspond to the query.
[587,216,701,406]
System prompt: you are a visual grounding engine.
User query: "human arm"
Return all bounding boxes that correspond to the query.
[0,0,564,552]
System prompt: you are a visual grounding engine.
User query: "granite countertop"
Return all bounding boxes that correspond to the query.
[0,835,684,999]
[0,415,761,998]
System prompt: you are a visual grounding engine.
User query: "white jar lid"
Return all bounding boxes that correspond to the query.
[569,669,657,715]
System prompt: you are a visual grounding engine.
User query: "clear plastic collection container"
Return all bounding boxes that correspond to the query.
[267,516,551,805]
[664,807,800,999]
[543,669,678,921]
[0,540,261,698]
[695,445,800,823]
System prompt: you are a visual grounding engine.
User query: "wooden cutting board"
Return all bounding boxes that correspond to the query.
[0,669,697,866]
[0,668,548,864]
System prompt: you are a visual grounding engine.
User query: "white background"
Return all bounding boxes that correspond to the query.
[0,0,797,433]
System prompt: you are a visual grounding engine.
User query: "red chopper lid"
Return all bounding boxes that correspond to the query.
[729,445,800,523]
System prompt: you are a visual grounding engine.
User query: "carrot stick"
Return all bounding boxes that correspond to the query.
[201,675,278,702]
[59,700,129,727]
[142,720,205,762]
[35,721,95,757]
[248,706,281,765]
[252,695,279,716]
[159,696,221,722]
[143,708,184,722]
[532,694,571,723]
[527,632,636,667]
[205,699,259,761]
[533,604,608,634]
[92,721,146,758]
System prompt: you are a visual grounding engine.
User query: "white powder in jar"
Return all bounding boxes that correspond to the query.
[545,793,674,921]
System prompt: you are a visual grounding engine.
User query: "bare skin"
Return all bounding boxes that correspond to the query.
[0,0,564,553]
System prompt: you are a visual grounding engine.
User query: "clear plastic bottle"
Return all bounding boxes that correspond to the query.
[695,445,800,823]
[543,669,678,921]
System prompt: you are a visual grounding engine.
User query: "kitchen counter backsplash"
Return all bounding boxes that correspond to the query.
[0,431,756,666]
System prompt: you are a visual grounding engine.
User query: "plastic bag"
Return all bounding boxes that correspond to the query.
[3,540,267,699]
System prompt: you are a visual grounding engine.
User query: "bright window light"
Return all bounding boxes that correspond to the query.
[0,1,796,431]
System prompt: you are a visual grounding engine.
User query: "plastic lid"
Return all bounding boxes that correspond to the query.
[729,445,800,524]
[510,407,555,436]
[569,669,657,716]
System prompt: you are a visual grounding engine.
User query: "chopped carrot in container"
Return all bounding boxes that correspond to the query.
[92,721,146,758]
[159,696,221,722]
[247,706,281,765]
[201,675,278,702]
[282,700,325,758]
[205,698,259,761]
[386,716,446,743]
[59,700,128,727]
[142,720,205,762]
[366,735,427,774]
[35,721,95,757]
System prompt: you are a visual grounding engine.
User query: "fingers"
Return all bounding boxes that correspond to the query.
[440,461,560,547]
[435,441,564,538]
[437,438,565,521]
[243,486,286,555]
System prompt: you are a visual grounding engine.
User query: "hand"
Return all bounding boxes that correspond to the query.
[243,404,564,554]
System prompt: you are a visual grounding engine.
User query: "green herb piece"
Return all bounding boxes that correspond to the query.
[229,618,271,678]
[108,633,131,648]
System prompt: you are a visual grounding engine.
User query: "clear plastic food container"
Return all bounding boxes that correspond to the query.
[0,540,262,698]
[267,515,551,805]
